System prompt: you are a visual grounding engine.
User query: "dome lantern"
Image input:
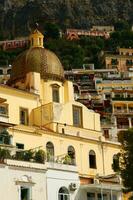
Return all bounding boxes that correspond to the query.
[29,29,44,48]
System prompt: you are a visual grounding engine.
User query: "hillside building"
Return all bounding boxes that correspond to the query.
[65,67,133,141]
[105,48,133,73]
[66,28,111,40]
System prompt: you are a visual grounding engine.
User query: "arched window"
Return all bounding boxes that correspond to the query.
[7,69,11,75]
[112,154,120,172]
[39,37,42,45]
[89,150,96,169]
[46,142,54,162]
[58,187,70,200]
[68,145,76,165]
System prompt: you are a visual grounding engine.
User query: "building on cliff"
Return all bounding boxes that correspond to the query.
[0,29,122,200]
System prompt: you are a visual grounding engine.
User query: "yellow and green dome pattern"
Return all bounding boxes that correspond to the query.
[10,47,64,83]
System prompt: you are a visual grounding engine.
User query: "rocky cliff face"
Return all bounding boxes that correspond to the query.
[0,0,133,38]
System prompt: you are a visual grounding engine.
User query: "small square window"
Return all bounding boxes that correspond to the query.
[73,105,83,127]
[20,108,28,125]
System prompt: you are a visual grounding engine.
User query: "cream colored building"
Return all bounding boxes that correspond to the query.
[105,48,133,73]
[95,78,133,138]
[0,29,122,200]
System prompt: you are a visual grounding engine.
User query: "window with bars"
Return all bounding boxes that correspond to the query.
[73,105,83,127]
[52,85,60,103]
[58,187,70,200]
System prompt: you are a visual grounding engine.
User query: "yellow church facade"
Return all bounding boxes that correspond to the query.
[0,29,122,200]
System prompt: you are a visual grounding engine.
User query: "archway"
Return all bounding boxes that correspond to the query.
[46,142,54,162]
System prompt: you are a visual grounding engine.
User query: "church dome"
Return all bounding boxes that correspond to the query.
[9,47,64,83]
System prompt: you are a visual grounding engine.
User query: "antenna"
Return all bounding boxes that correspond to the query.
[35,22,39,29]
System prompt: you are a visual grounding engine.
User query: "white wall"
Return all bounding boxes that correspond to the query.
[0,161,46,200]
[46,163,80,200]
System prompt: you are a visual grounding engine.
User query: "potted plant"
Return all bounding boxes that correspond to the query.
[23,150,34,161]
[0,148,11,163]
[62,155,72,165]
[34,149,46,163]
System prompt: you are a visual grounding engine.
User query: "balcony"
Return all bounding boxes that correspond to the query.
[57,123,102,141]
[112,97,133,101]
[101,121,113,128]
[129,109,133,113]
[114,109,127,114]
[117,125,129,129]
[0,114,9,123]
[5,159,47,170]
[5,159,78,174]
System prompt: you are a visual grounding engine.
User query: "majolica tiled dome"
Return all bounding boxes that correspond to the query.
[10,47,64,83]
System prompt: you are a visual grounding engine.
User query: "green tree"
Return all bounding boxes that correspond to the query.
[114,20,130,31]
[113,129,133,193]
[44,23,60,39]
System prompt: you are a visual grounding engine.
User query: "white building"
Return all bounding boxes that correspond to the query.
[0,159,79,200]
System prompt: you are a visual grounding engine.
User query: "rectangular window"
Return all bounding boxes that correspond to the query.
[0,104,8,116]
[87,193,95,200]
[103,129,109,138]
[20,108,28,125]
[111,59,118,65]
[16,143,24,149]
[52,87,60,103]
[20,187,30,200]
[73,105,83,127]
[98,194,108,200]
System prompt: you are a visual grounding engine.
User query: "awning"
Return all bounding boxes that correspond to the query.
[80,183,122,192]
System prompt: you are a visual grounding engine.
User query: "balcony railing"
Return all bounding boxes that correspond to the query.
[114,109,127,113]
[114,109,133,114]
[57,123,102,141]
[112,97,133,101]
[117,125,129,129]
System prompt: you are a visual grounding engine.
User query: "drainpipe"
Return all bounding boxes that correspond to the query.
[110,185,113,200]
[101,183,104,200]
[99,137,105,175]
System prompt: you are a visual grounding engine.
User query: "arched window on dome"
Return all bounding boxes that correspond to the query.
[68,145,76,165]
[39,37,42,46]
[31,38,34,46]
[51,84,60,103]
[89,150,96,169]
[58,187,70,200]
[46,141,54,162]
